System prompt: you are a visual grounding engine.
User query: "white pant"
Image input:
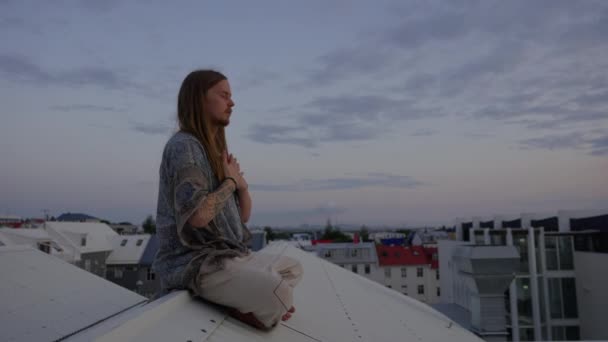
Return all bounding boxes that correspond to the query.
[191,252,303,328]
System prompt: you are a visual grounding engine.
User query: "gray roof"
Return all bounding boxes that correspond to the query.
[106,235,152,265]
[315,242,378,264]
[0,246,147,342]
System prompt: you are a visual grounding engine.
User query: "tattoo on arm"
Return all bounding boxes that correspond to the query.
[189,180,236,227]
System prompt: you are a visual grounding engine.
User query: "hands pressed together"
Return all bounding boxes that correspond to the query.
[222,151,248,192]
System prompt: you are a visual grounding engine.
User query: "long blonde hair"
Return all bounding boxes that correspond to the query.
[177,70,228,180]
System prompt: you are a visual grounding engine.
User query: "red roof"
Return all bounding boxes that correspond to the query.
[376,245,438,268]
[311,239,333,245]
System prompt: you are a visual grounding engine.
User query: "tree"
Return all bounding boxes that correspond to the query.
[263,226,275,242]
[321,219,352,242]
[359,225,371,242]
[396,229,411,237]
[142,215,156,234]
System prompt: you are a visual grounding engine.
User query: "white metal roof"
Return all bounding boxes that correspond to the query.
[0,246,147,342]
[0,227,51,242]
[68,242,482,342]
[106,235,151,265]
[0,231,17,246]
[45,222,118,253]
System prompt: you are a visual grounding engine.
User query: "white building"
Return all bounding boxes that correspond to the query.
[0,227,71,262]
[44,221,119,277]
[371,244,441,304]
[444,209,608,341]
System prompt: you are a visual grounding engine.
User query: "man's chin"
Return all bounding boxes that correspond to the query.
[212,118,230,127]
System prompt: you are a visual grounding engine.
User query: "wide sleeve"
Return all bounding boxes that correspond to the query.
[165,139,212,248]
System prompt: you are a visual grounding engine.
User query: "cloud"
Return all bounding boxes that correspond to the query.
[411,129,436,137]
[50,104,123,112]
[252,203,348,226]
[0,53,156,94]
[302,46,395,86]
[519,131,608,156]
[78,0,122,12]
[130,122,173,135]
[292,1,608,135]
[250,172,424,192]
[233,68,282,91]
[246,124,317,148]
[248,93,440,147]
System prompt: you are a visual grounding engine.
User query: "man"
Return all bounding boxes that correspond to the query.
[153,70,302,329]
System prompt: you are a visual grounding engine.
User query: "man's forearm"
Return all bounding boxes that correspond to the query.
[238,188,252,223]
[188,180,236,227]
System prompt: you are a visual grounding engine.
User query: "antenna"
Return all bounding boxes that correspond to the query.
[42,209,49,229]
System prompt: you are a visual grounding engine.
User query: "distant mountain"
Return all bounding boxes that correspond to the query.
[56,212,99,222]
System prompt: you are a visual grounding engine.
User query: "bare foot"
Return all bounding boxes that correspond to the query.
[227,308,268,330]
[282,306,296,321]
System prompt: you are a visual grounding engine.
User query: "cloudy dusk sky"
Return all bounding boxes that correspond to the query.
[1,0,607,227]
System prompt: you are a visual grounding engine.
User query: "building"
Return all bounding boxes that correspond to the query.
[373,245,441,304]
[110,223,140,235]
[315,242,378,275]
[0,214,22,225]
[105,234,160,299]
[315,242,441,304]
[370,231,406,243]
[44,221,118,277]
[0,242,483,341]
[444,209,608,341]
[0,227,71,262]
[247,229,267,251]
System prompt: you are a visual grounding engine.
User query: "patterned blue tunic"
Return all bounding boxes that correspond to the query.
[152,131,250,295]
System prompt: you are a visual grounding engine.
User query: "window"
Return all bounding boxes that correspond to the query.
[364,264,370,274]
[136,239,143,246]
[401,268,407,278]
[437,287,441,296]
[84,259,91,271]
[387,285,392,288]
[551,326,580,340]
[351,264,358,273]
[385,268,391,278]
[120,239,128,246]
[38,242,51,254]
[418,285,424,294]
[81,237,87,246]
[549,277,579,319]
[417,267,423,277]
[351,249,358,257]
[147,267,155,281]
[436,270,440,280]
[114,268,123,279]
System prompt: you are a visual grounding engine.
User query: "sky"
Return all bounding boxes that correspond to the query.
[1,0,607,227]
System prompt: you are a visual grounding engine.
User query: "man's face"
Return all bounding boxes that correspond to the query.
[203,79,234,127]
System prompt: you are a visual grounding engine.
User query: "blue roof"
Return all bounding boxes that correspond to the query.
[140,234,159,265]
